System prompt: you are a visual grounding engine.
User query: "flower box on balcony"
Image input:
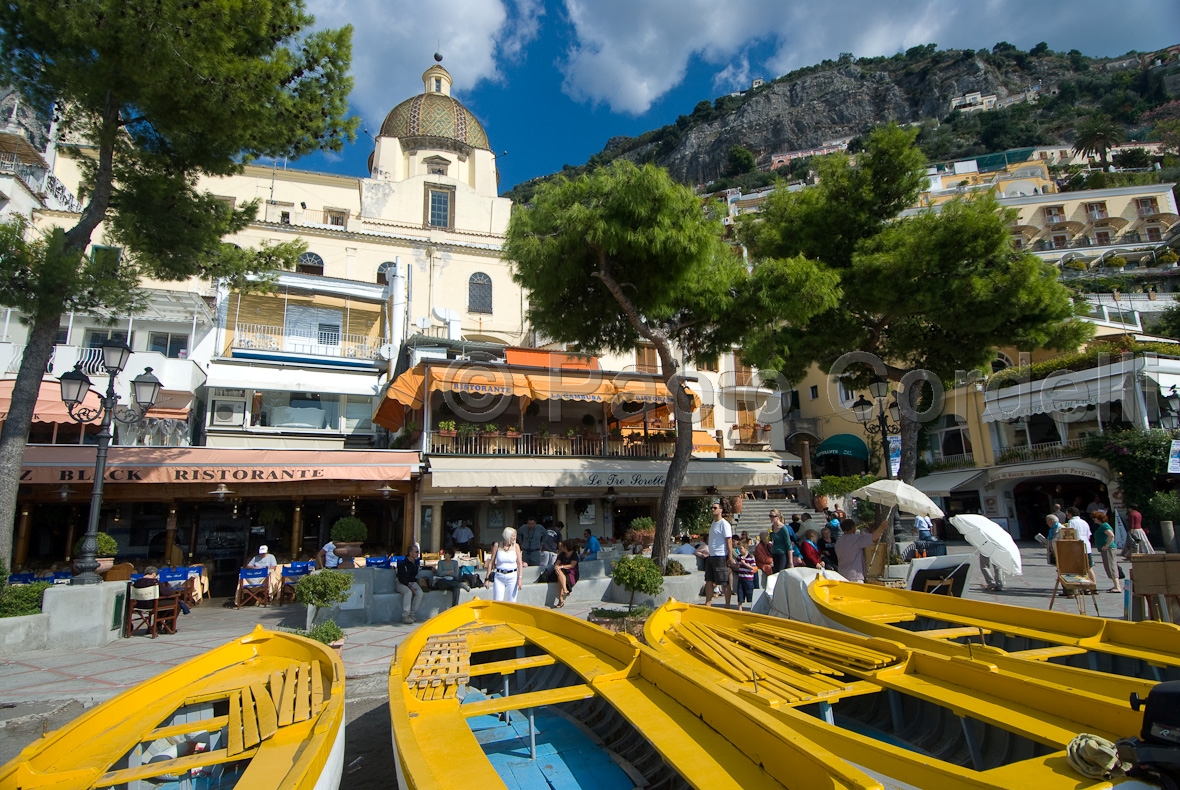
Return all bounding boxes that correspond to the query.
[437,430,457,438]
[505,430,521,438]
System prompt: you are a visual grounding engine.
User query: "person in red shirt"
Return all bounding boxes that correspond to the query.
[753,531,774,587]
[799,529,825,569]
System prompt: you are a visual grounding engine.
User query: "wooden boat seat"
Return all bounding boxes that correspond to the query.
[99,746,261,787]
[461,622,528,653]
[468,654,556,677]
[406,634,471,701]
[1009,645,1088,661]
[922,626,993,640]
[460,684,596,717]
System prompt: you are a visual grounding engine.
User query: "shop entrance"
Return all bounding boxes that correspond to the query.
[611,504,655,539]
[442,502,480,551]
[1011,477,1106,541]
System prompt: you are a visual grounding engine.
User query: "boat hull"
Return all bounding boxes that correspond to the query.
[0,626,345,790]
[809,578,1180,685]
[644,601,1152,790]
[388,600,885,790]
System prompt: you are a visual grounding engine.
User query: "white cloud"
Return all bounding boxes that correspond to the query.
[306,0,542,128]
[557,0,1180,115]
[712,56,751,94]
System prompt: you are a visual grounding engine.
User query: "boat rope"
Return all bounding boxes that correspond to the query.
[1066,733,1128,779]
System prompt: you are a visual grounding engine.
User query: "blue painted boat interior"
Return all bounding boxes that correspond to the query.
[462,688,632,790]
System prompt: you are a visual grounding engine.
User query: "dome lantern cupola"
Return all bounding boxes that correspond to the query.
[422,63,452,97]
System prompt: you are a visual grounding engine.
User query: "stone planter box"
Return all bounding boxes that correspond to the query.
[587,612,649,643]
[0,613,50,656]
[885,563,909,580]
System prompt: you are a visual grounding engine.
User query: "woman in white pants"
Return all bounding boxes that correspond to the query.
[485,527,524,603]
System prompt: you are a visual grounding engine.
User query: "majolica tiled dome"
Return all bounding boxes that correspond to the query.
[380,92,490,151]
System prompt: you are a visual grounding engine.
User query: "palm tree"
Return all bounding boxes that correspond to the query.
[1073,114,1125,169]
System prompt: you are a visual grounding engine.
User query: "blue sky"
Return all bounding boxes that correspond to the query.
[294,0,1180,193]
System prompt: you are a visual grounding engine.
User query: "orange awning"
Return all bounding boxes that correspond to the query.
[145,407,190,420]
[693,430,721,454]
[430,365,531,398]
[0,380,102,424]
[372,367,426,431]
[526,371,615,402]
[612,376,701,409]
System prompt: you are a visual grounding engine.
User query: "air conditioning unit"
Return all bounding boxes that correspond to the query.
[210,400,246,427]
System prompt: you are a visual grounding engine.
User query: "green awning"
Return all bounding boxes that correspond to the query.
[814,434,869,461]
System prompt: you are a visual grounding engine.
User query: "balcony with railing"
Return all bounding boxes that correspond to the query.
[231,323,384,361]
[425,430,677,458]
[927,452,977,471]
[994,436,1087,465]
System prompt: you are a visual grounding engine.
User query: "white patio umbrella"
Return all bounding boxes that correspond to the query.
[848,479,944,518]
[950,514,1023,576]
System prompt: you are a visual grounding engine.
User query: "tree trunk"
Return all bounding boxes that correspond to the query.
[0,318,63,573]
[652,381,695,571]
[898,410,920,484]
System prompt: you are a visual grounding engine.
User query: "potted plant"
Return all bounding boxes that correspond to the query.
[303,619,346,657]
[610,555,664,611]
[609,426,623,439]
[566,427,576,439]
[580,413,597,436]
[624,517,656,553]
[437,419,457,437]
[458,422,480,439]
[483,423,500,436]
[1106,255,1127,270]
[294,568,354,630]
[73,532,118,574]
[1158,249,1179,269]
[537,426,550,439]
[505,424,522,438]
[329,516,368,566]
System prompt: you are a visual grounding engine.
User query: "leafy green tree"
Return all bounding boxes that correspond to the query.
[726,145,757,177]
[1152,304,1180,339]
[1074,113,1125,168]
[506,160,839,568]
[0,0,357,572]
[740,124,1090,482]
[610,555,663,611]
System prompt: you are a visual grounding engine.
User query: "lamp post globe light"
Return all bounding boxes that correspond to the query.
[58,340,161,585]
[853,378,901,479]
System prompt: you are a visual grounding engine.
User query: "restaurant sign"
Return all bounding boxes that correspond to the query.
[586,472,667,487]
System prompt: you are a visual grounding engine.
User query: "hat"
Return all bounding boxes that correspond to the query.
[258,545,268,554]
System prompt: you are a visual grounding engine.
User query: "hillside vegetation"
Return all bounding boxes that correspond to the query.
[505,41,1178,202]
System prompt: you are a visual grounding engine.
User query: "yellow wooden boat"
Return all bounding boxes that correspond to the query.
[0,626,344,790]
[810,578,1180,682]
[644,601,1158,789]
[390,599,899,790]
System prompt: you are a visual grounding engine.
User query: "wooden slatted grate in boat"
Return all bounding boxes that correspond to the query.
[98,661,325,785]
[668,620,900,705]
[406,633,471,701]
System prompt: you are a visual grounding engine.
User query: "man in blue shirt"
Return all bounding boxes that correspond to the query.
[581,529,602,561]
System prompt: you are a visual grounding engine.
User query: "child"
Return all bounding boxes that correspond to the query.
[735,540,757,611]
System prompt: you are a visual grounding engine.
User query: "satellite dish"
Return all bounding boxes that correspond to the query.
[378,344,396,360]
[414,316,430,329]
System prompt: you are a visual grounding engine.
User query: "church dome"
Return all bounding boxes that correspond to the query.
[379,63,490,150]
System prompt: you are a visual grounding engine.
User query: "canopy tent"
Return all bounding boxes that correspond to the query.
[813,434,869,461]
[913,468,985,498]
[0,379,102,423]
[525,371,615,403]
[425,456,784,491]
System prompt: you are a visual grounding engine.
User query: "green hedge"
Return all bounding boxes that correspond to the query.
[0,582,51,618]
[811,475,878,498]
[988,339,1180,389]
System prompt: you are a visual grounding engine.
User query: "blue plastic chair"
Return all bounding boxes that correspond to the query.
[7,572,34,585]
[159,568,187,586]
[236,567,272,608]
[366,556,390,569]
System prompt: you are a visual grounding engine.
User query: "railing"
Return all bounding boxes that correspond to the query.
[233,322,384,360]
[928,452,976,471]
[6,346,61,375]
[0,157,84,213]
[74,347,104,375]
[994,437,1086,465]
[426,431,677,458]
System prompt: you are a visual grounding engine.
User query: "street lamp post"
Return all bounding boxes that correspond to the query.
[59,340,161,585]
[852,378,901,479]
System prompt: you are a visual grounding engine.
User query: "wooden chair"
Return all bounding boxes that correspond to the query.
[126,584,179,638]
[236,567,272,608]
[1049,539,1098,614]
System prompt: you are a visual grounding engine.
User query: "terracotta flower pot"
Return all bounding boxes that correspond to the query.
[333,542,363,559]
[330,639,345,658]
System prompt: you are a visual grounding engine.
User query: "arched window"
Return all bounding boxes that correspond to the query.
[468,272,492,314]
[297,252,324,276]
[377,261,397,284]
[992,351,1014,373]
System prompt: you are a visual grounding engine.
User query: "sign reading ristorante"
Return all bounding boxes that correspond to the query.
[19,446,417,485]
